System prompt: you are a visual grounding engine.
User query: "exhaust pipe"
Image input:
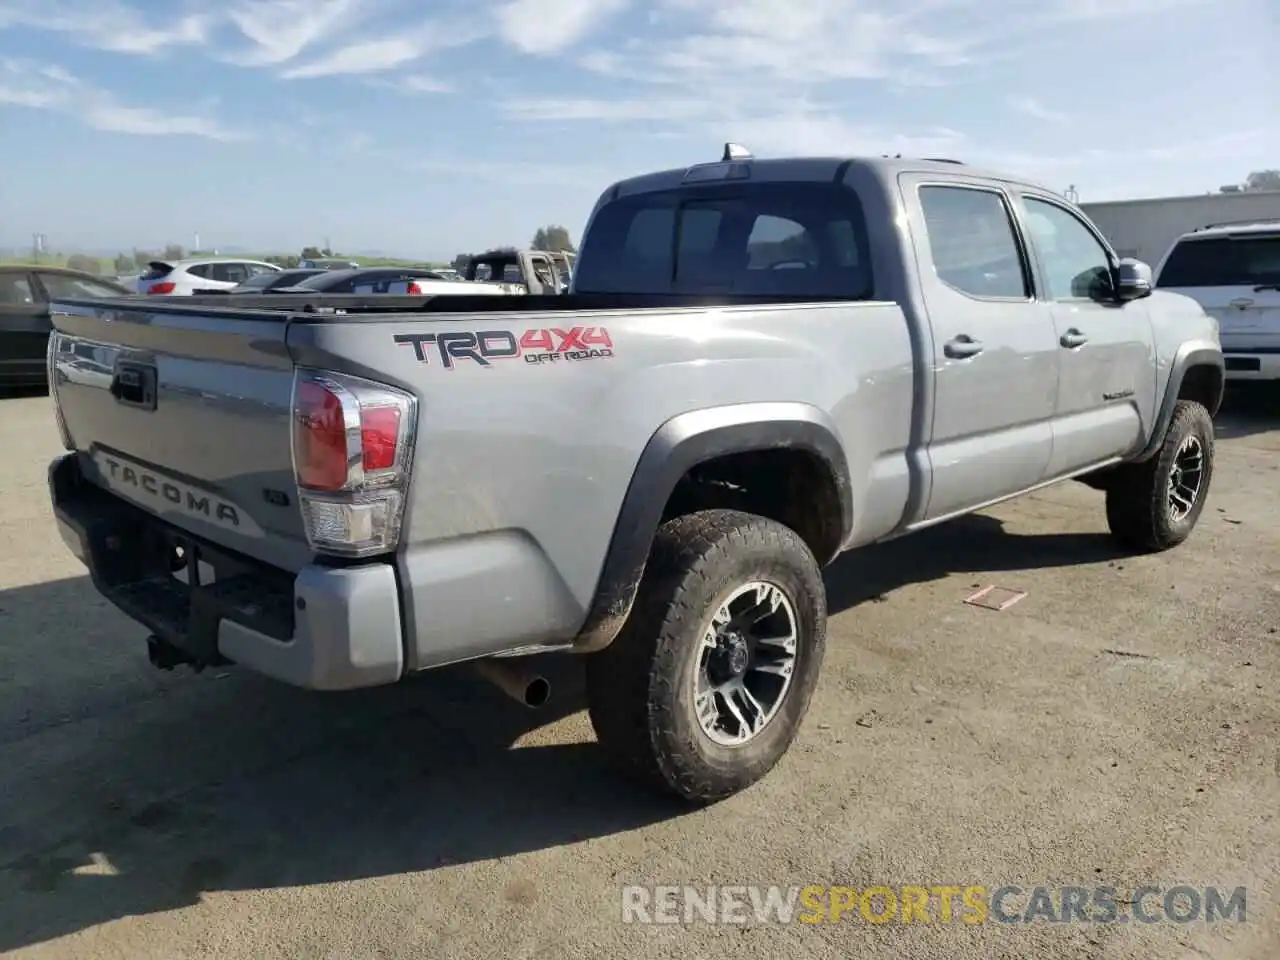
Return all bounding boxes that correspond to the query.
[473,658,551,708]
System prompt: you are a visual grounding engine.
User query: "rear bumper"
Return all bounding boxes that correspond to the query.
[1222,351,1280,381]
[49,453,404,691]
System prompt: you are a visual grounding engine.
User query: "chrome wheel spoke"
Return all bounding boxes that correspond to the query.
[692,580,800,747]
[1167,435,1206,522]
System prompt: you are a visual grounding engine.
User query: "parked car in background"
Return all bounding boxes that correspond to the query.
[1155,219,1280,381]
[0,265,128,387]
[225,268,325,293]
[271,266,520,296]
[465,249,573,294]
[299,258,360,270]
[136,259,281,296]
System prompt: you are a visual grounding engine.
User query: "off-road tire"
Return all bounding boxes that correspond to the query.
[585,509,826,806]
[1105,400,1214,551]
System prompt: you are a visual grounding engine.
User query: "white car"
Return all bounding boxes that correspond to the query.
[136,258,282,296]
[1155,220,1280,380]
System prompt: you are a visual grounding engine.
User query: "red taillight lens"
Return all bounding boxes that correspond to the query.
[406,281,422,295]
[293,380,349,491]
[360,406,401,471]
[291,368,416,558]
[147,282,176,295]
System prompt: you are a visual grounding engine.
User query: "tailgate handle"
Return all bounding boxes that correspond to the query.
[110,361,157,410]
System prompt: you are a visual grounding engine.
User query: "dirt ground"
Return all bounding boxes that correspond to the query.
[1,387,1277,960]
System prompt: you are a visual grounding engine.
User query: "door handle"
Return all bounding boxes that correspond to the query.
[1060,329,1088,348]
[943,335,983,359]
[110,361,157,410]
[1228,298,1255,310]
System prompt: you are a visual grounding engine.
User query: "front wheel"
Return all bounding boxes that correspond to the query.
[585,509,827,805]
[1105,400,1215,551]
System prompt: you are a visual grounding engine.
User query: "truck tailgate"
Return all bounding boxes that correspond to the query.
[49,298,312,572]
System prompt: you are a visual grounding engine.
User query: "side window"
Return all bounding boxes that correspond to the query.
[1023,197,1113,300]
[245,263,275,277]
[918,186,1028,299]
[212,262,250,284]
[185,264,211,279]
[0,274,35,305]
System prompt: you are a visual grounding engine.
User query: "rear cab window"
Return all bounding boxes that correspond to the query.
[1157,233,1280,289]
[573,181,873,297]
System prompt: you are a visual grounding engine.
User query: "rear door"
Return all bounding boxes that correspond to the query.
[1016,193,1155,474]
[1156,230,1280,377]
[0,269,45,382]
[901,177,1059,521]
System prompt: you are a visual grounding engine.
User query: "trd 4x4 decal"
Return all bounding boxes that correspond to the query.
[394,326,614,370]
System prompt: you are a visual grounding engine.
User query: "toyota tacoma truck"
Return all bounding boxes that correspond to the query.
[45,145,1224,805]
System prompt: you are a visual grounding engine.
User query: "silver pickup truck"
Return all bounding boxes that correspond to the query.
[45,146,1224,805]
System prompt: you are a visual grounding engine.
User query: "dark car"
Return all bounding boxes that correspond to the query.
[270,267,448,295]
[1,266,129,388]
[226,268,326,293]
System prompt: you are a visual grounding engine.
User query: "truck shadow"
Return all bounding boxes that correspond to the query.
[0,512,1145,950]
[0,574,677,952]
[823,512,1128,615]
[1213,383,1279,440]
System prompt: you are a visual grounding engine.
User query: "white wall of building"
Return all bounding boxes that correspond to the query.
[1080,191,1280,268]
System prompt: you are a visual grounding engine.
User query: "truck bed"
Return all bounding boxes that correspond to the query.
[52,291,867,319]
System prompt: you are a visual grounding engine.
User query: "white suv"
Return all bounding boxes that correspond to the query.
[1155,221,1280,380]
[136,258,281,296]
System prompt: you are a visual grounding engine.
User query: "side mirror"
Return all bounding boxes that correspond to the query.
[1115,258,1153,301]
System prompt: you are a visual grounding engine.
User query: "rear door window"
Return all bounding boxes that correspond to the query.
[1157,235,1280,288]
[0,273,35,305]
[211,262,250,284]
[919,186,1029,299]
[573,182,873,297]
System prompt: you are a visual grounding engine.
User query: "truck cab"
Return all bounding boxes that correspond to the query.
[465,249,572,294]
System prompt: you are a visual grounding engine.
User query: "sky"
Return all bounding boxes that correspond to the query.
[0,0,1276,261]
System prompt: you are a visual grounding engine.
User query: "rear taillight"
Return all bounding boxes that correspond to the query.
[147,282,176,295]
[405,281,422,295]
[290,369,416,558]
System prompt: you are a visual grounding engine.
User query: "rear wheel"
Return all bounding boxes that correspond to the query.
[586,509,827,805]
[1105,400,1214,551]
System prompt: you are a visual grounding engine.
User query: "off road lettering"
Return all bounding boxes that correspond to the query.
[396,327,613,369]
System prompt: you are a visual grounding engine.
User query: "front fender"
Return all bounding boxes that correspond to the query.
[1132,340,1223,462]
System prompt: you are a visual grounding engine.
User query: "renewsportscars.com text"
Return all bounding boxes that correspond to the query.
[620,884,1247,926]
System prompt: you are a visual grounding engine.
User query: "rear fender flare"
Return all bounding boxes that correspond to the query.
[572,402,852,653]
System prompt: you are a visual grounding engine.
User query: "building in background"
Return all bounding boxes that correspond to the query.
[1080,190,1280,269]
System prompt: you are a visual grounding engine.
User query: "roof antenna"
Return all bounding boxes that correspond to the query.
[722,142,753,162]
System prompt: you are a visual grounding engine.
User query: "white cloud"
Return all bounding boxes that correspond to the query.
[370,73,454,95]
[1008,96,1068,124]
[223,0,358,66]
[282,37,429,78]
[0,58,246,140]
[0,0,210,54]
[280,20,487,79]
[496,0,630,55]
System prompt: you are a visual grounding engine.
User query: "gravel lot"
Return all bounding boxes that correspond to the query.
[1,388,1277,960]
